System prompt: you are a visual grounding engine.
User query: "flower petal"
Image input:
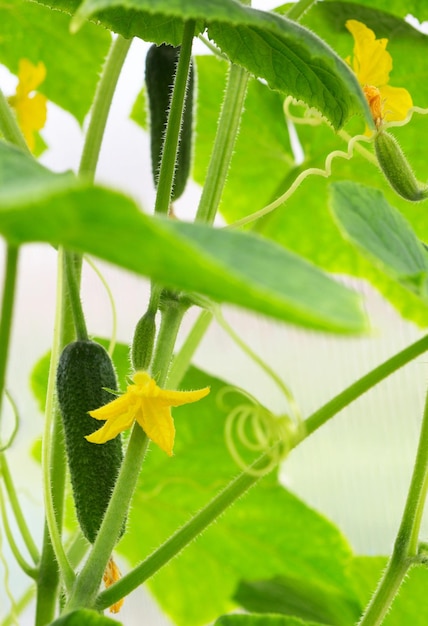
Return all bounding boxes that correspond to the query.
[137,400,175,456]
[346,19,392,87]
[16,59,47,97]
[85,410,135,444]
[379,84,413,122]
[89,394,132,420]
[156,386,210,408]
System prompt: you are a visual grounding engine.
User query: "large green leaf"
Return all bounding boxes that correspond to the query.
[330,182,428,295]
[234,574,361,625]
[2,0,111,123]
[0,143,367,333]
[215,616,328,626]
[33,0,371,130]
[117,365,360,626]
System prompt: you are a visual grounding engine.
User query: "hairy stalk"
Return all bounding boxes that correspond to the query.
[195,63,249,224]
[358,384,428,625]
[0,246,19,419]
[79,35,132,181]
[168,309,213,389]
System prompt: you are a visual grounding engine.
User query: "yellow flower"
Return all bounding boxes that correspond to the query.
[86,371,210,456]
[345,20,412,128]
[103,557,124,614]
[8,59,47,152]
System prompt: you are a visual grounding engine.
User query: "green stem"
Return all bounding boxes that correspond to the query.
[36,259,75,625]
[95,454,267,611]
[304,334,428,438]
[64,425,150,612]
[358,384,428,625]
[41,248,75,594]
[195,63,249,224]
[168,309,213,389]
[79,35,133,181]
[154,21,195,215]
[286,0,318,20]
[64,252,88,341]
[151,300,189,386]
[2,586,35,626]
[0,483,38,578]
[0,246,19,419]
[358,553,409,626]
[0,89,29,153]
[0,455,39,564]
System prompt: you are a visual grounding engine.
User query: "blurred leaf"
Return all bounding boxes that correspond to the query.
[215,616,328,626]
[330,182,428,295]
[322,0,428,23]
[130,88,148,130]
[0,0,111,123]
[50,609,120,625]
[234,574,361,625]
[117,365,360,626]
[0,143,367,334]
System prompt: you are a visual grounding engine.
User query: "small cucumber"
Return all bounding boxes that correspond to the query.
[145,43,194,201]
[56,340,123,544]
[131,310,156,371]
[374,130,428,202]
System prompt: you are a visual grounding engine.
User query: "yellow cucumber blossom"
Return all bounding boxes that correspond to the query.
[8,59,47,152]
[86,371,210,456]
[345,19,412,128]
[103,557,124,614]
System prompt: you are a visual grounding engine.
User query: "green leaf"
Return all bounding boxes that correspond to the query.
[0,143,367,334]
[215,615,328,626]
[330,182,428,295]
[37,0,370,129]
[50,609,120,625]
[0,0,111,123]
[234,574,361,625]
[117,365,361,626]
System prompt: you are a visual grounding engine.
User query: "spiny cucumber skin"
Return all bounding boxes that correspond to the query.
[375,130,427,202]
[56,340,123,544]
[145,43,194,201]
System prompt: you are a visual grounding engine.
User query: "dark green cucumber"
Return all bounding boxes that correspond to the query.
[145,43,194,200]
[375,130,428,202]
[56,340,123,544]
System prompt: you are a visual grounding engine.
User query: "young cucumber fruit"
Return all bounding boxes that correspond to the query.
[145,43,194,201]
[56,340,123,544]
[374,130,428,202]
